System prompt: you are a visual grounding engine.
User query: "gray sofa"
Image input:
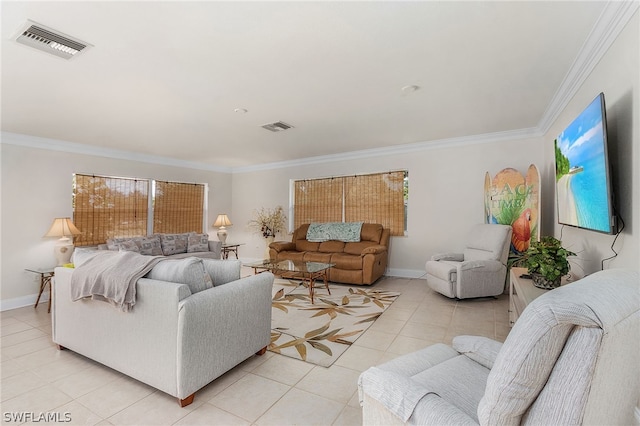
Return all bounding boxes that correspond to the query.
[53,259,273,407]
[97,232,223,259]
[359,268,640,425]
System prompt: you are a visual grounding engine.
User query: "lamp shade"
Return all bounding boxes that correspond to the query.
[44,218,81,266]
[213,214,232,228]
[44,217,81,238]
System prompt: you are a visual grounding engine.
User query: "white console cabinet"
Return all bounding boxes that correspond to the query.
[509,267,574,326]
[509,267,550,326]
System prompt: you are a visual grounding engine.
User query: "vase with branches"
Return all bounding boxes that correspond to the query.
[248,206,287,239]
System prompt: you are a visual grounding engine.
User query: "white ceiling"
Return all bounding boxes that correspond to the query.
[0,1,618,170]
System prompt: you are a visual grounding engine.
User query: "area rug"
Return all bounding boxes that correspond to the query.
[269,278,400,367]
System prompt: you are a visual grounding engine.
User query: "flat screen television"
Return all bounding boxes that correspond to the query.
[554,92,616,234]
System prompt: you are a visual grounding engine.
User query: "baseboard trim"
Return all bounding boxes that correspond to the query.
[385,268,426,279]
[1,293,48,312]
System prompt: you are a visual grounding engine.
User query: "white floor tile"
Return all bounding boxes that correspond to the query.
[255,388,344,426]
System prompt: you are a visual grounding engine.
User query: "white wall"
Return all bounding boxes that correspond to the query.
[0,140,232,310]
[543,11,639,277]
[2,11,637,310]
[231,136,543,277]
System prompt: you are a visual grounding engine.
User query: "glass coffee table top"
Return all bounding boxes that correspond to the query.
[244,259,334,274]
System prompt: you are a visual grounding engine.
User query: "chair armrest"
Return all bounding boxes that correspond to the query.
[359,367,477,425]
[202,259,241,286]
[452,335,503,369]
[359,367,431,422]
[208,240,222,257]
[361,245,387,256]
[410,394,479,425]
[270,241,296,252]
[458,259,504,272]
[431,252,464,262]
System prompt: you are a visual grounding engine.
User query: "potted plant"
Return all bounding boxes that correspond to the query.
[519,236,576,289]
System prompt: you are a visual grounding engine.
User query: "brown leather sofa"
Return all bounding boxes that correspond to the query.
[268,223,390,285]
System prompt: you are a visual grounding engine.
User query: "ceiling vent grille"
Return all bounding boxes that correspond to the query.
[14,20,91,60]
[261,121,294,132]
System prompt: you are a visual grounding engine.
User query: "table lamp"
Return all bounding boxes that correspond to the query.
[213,214,232,244]
[44,217,82,265]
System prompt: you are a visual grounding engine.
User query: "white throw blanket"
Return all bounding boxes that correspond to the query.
[70,251,164,311]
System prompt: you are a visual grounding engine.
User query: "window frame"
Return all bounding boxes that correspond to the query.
[73,173,208,246]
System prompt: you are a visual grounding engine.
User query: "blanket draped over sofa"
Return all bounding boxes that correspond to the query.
[70,251,163,311]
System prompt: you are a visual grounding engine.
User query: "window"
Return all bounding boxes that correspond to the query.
[153,181,205,234]
[292,171,408,236]
[73,174,206,246]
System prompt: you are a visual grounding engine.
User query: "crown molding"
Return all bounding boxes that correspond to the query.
[232,127,542,173]
[537,0,639,134]
[0,132,233,173]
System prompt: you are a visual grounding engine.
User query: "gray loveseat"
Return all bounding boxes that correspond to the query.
[53,258,273,407]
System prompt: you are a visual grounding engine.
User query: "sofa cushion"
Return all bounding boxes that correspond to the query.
[106,237,130,251]
[361,223,383,242]
[344,241,379,256]
[137,235,163,256]
[72,247,101,267]
[330,252,363,270]
[201,259,241,286]
[187,233,209,253]
[117,240,140,253]
[296,240,320,252]
[302,252,333,264]
[146,257,213,294]
[158,233,189,255]
[319,240,345,253]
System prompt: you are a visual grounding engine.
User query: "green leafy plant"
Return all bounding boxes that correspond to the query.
[518,236,576,284]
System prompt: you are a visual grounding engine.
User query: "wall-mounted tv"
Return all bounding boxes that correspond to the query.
[554,92,616,234]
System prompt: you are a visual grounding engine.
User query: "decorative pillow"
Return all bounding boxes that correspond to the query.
[187,233,209,253]
[306,222,363,242]
[72,247,101,267]
[145,257,213,294]
[158,233,189,255]
[106,237,130,251]
[201,259,241,286]
[117,240,140,253]
[137,235,163,256]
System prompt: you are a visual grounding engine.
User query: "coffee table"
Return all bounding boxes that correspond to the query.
[245,259,334,304]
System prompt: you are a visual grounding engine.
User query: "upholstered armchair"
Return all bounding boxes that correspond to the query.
[359,269,640,425]
[425,224,512,299]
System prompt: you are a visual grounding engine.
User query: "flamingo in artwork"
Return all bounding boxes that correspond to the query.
[511,208,532,253]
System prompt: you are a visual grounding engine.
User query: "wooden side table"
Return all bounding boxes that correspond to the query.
[26,267,56,313]
[221,243,244,259]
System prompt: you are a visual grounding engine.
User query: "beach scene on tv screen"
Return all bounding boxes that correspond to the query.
[555,96,610,233]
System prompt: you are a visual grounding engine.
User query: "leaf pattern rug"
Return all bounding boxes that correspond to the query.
[269,278,400,367]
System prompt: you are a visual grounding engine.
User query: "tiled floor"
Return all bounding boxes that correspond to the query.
[1,275,511,425]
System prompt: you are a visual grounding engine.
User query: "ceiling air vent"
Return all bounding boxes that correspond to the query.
[261,121,294,132]
[14,20,92,60]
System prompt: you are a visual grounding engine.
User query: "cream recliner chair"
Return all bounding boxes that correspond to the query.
[425,224,512,299]
[359,268,640,425]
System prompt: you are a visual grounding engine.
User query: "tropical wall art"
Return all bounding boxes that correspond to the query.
[484,165,541,255]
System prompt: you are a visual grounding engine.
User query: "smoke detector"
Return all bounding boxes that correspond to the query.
[14,20,92,60]
[261,121,294,132]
